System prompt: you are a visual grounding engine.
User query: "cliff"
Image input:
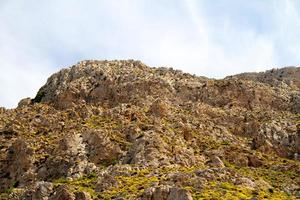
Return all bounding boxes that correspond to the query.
[0,60,299,199]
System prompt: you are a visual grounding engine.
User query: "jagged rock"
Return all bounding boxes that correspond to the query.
[167,187,193,200]
[0,60,300,199]
[7,189,26,200]
[252,120,299,158]
[141,186,192,200]
[0,139,35,190]
[247,155,263,167]
[230,66,300,90]
[17,98,31,108]
[148,99,169,117]
[32,181,53,200]
[49,185,75,200]
[82,129,122,166]
[224,149,249,167]
[291,93,300,113]
[95,174,118,192]
[35,60,172,109]
[168,172,205,190]
[0,107,5,114]
[235,177,256,189]
[74,191,91,200]
[39,132,90,180]
[194,168,232,182]
[207,156,225,168]
[122,131,169,166]
[255,179,272,190]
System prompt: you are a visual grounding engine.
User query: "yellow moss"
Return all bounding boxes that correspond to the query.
[236,166,298,190]
[100,175,159,199]
[257,190,296,200]
[53,174,98,198]
[192,181,296,200]
[0,193,9,200]
[86,115,121,129]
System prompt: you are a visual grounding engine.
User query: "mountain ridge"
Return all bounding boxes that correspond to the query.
[0,60,299,200]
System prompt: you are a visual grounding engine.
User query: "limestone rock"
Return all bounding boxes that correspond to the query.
[49,185,75,200]
[82,129,122,166]
[32,181,53,200]
[0,60,299,199]
[207,156,225,168]
[74,191,91,200]
[235,177,256,189]
[167,187,193,200]
[0,139,35,190]
[148,99,169,117]
[17,98,31,108]
[141,186,192,200]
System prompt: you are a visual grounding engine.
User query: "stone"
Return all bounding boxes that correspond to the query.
[167,187,193,200]
[148,99,169,117]
[74,191,91,200]
[0,139,35,190]
[1,60,300,199]
[82,129,122,165]
[49,185,75,200]
[255,179,272,191]
[235,177,256,189]
[247,155,263,167]
[95,174,118,192]
[17,98,31,108]
[32,181,53,200]
[208,156,225,168]
[141,186,192,200]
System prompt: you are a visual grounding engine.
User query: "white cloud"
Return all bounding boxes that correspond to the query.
[0,0,299,108]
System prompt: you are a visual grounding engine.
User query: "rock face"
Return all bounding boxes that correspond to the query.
[228,66,300,89]
[0,60,299,199]
[141,186,192,200]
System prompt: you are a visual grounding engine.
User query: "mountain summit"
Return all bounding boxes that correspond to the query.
[0,60,299,199]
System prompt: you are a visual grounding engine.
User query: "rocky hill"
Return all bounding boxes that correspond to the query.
[0,60,299,200]
[228,66,300,89]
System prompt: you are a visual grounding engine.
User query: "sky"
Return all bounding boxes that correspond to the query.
[1,0,300,108]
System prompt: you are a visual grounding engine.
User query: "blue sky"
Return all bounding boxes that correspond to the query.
[1,0,300,108]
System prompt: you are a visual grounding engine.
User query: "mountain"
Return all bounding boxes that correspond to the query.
[0,60,299,200]
[228,66,300,89]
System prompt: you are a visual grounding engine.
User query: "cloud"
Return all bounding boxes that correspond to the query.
[0,0,300,108]
[0,27,54,108]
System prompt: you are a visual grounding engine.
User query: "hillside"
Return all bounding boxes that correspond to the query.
[0,60,299,200]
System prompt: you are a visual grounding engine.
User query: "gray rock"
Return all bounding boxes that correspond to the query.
[32,181,53,200]
[49,185,75,200]
[74,191,91,200]
[167,187,193,200]
[17,97,31,108]
[141,186,192,200]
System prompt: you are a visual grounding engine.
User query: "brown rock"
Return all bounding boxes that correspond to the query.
[17,97,31,108]
[208,156,225,168]
[95,174,118,192]
[74,191,92,200]
[141,186,192,200]
[167,187,193,200]
[82,129,122,165]
[32,181,53,200]
[148,99,169,117]
[1,60,300,199]
[0,139,35,190]
[49,185,75,200]
[247,155,263,167]
[235,177,256,189]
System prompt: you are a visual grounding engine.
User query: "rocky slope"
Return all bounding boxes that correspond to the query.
[0,60,299,200]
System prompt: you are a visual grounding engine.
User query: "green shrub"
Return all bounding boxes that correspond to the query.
[32,90,45,103]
